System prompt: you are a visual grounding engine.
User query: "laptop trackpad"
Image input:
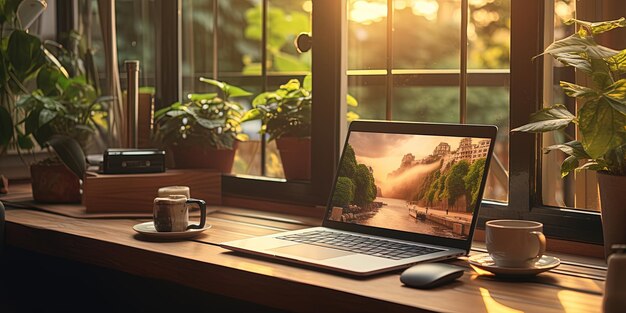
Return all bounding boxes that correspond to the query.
[270,244,353,260]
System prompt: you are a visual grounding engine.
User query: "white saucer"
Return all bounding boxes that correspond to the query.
[468,253,560,276]
[132,221,211,240]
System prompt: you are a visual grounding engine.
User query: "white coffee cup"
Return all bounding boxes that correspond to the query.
[485,219,546,268]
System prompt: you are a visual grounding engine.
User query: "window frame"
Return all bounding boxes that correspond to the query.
[149,0,605,244]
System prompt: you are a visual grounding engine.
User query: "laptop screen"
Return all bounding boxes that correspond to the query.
[326,130,492,241]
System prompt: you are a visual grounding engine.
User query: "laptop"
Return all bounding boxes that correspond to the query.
[220,120,498,276]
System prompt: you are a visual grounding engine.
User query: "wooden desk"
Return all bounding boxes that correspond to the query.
[3,205,605,312]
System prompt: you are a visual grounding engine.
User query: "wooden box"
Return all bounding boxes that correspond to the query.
[82,169,221,213]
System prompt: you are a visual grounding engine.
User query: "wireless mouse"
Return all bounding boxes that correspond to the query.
[400,262,465,289]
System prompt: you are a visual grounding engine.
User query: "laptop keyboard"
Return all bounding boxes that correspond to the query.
[276,230,443,260]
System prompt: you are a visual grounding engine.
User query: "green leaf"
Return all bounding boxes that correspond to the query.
[45,135,87,179]
[561,155,579,178]
[565,17,626,35]
[240,108,262,122]
[604,79,626,104]
[0,106,13,146]
[544,141,591,158]
[0,0,21,25]
[347,94,358,107]
[303,73,312,91]
[560,81,597,98]
[511,104,575,133]
[578,98,621,158]
[578,161,606,172]
[544,34,620,61]
[8,30,45,80]
[605,97,626,116]
[199,77,252,98]
[38,108,57,127]
[195,116,224,129]
[553,52,593,73]
[187,93,218,101]
[17,133,34,150]
[607,49,626,73]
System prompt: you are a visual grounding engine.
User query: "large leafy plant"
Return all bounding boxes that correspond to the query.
[241,75,359,141]
[153,78,251,150]
[512,18,626,177]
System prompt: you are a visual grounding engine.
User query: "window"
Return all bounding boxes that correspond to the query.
[346,0,510,204]
[56,0,621,244]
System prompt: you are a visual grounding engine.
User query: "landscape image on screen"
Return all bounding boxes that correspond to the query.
[327,132,491,240]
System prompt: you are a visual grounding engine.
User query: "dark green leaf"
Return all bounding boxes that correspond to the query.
[45,135,86,179]
[17,133,34,150]
[511,104,575,133]
[561,155,579,178]
[590,58,613,89]
[544,140,591,158]
[8,30,44,80]
[0,106,13,146]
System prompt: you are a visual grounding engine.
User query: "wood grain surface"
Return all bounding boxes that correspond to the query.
[4,206,605,313]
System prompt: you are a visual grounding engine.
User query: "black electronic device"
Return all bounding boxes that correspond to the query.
[102,148,166,174]
[400,262,464,289]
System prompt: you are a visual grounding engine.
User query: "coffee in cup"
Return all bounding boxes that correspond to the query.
[153,195,207,232]
[485,219,546,268]
[158,185,191,199]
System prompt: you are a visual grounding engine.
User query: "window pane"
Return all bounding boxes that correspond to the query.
[393,0,461,69]
[181,0,312,179]
[541,0,600,211]
[392,86,460,122]
[347,0,510,203]
[348,0,388,70]
[467,86,509,202]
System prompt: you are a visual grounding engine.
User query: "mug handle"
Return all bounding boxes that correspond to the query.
[186,198,207,230]
[530,231,546,260]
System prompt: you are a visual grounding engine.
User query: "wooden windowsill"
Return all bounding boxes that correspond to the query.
[1,190,606,313]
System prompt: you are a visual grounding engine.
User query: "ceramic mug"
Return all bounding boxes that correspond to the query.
[485,219,546,268]
[153,195,207,232]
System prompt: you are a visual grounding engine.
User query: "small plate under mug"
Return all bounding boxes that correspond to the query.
[133,221,211,240]
[468,253,560,276]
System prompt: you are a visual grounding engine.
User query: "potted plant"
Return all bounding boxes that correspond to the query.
[511,17,626,259]
[0,3,104,203]
[18,41,109,202]
[153,78,251,172]
[241,75,358,180]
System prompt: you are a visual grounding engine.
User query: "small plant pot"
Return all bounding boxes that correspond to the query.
[172,142,238,173]
[276,137,311,180]
[598,171,626,260]
[30,162,81,203]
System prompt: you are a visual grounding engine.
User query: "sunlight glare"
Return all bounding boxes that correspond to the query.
[350,0,387,25]
[479,288,524,313]
[411,0,439,21]
[302,1,312,13]
[557,290,593,313]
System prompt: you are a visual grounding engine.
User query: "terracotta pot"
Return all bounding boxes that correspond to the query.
[30,163,81,203]
[598,171,626,260]
[172,142,238,173]
[276,137,311,180]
